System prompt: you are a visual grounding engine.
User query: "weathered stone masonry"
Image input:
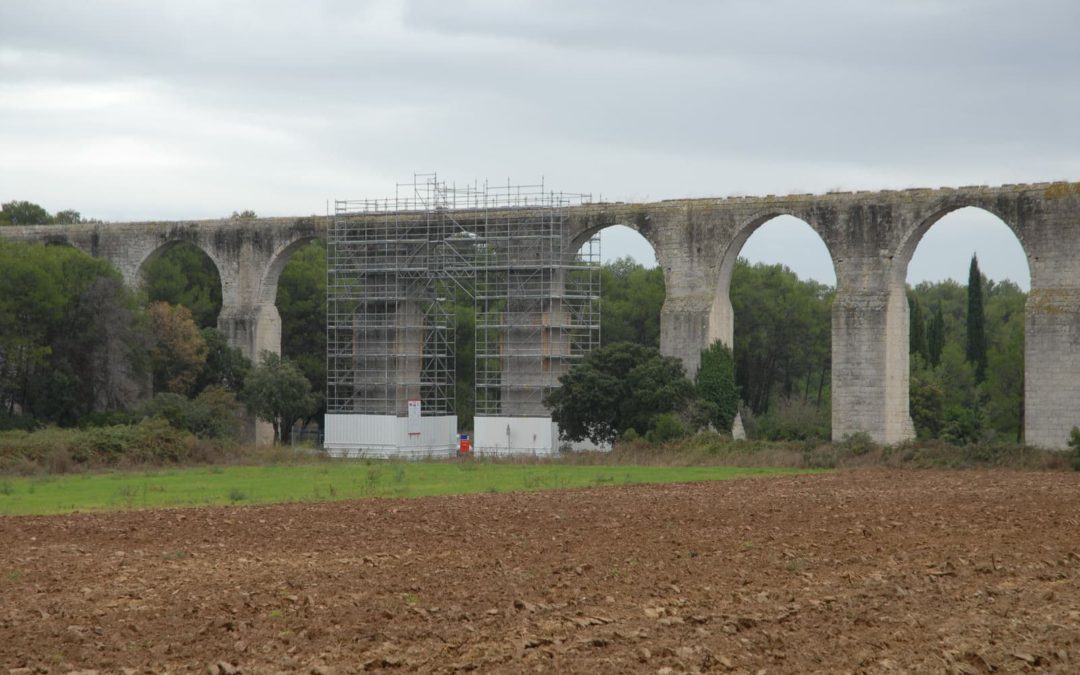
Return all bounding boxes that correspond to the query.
[5,182,1079,448]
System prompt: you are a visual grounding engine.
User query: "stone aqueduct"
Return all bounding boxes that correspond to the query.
[4,181,1080,448]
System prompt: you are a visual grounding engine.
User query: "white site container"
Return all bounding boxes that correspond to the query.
[324,414,458,459]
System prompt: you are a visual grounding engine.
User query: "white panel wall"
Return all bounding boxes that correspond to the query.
[474,416,560,456]
[325,414,458,458]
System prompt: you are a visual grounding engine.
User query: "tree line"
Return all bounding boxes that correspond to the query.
[551,255,1026,445]
[0,201,316,443]
[908,256,1024,443]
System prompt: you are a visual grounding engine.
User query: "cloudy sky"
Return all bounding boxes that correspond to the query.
[3,0,1078,288]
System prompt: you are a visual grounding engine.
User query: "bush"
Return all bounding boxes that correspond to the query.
[0,419,198,473]
[138,386,244,440]
[0,414,37,432]
[696,341,738,432]
[646,413,688,444]
[838,432,876,456]
[755,397,830,441]
[77,410,138,429]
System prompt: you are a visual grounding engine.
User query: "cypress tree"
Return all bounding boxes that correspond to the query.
[927,304,945,368]
[966,254,988,383]
[908,293,927,361]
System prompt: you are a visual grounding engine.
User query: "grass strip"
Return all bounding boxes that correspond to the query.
[0,462,819,516]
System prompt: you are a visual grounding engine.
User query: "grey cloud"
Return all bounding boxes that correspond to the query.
[0,0,1075,277]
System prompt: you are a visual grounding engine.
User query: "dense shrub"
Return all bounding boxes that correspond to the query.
[138,386,244,440]
[755,397,830,441]
[0,413,37,432]
[646,413,688,444]
[0,418,197,473]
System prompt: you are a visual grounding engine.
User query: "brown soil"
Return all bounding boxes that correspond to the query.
[2,470,1079,674]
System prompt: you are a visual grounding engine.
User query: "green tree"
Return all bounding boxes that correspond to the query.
[142,243,222,329]
[982,279,1025,441]
[908,293,928,360]
[52,209,82,224]
[599,258,665,348]
[242,352,317,443]
[147,302,208,395]
[139,386,244,440]
[0,242,150,424]
[909,274,1025,443]
[909,364,945,439]
[927,304,945,368]
[938,342,984,444]
[275,240,326,427]
[731,259,832,415]
[46,274,150,419]
[545,342,695,444]
[0,242,63,415]
[0,200,51,225]
[966,255,988,383]
[696,340,739,433]
[191,327,251,394]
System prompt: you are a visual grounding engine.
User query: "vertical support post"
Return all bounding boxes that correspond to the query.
[1017,196,1080,449]
[219,302,279,445]
[1024,288,1080,448]
[659,294,715,378]
[831,275,915,444]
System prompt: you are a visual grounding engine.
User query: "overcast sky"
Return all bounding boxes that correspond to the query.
[3,0,1077,289]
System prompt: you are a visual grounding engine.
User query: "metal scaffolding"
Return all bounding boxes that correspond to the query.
[471,183,600,418]
[327,175,599,447]
[327,177,458,418]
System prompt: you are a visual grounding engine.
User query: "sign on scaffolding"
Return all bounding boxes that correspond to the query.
[407,399,421,436]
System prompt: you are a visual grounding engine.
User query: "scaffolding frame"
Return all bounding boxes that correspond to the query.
[471,185,600,418]
[327,175,599,433]
[328,177,459,418]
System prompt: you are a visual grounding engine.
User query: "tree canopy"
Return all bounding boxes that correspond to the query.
[599,257,665,348]
[908,272,1025,442]
[0,241,148,424]
[242,352,317,443]
[0,200,94,226]
[966,255,988,383]
[275,240,326,427]
[147,301,208,396]
[545,342,695,444]
[142,242,223,329]
[696,340,739,433]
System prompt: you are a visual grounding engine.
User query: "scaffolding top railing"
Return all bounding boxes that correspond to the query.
[334,174,593,216]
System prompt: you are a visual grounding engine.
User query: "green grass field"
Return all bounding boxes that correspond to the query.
[0,461,818,516]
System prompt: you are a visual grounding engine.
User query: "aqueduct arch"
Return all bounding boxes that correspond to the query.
[710,211,839,354]
[892,205,1032,441]
[3,182,1080,447]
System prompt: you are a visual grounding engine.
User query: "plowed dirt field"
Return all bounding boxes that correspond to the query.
[2,470,1079,674]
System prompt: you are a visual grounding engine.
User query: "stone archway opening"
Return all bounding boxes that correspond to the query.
[272,238,326,439]
[901,207,1030,443]
[137,241,225,398]
[718,215,836,441]
[140,240,223,330]
[593,224,665,349]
